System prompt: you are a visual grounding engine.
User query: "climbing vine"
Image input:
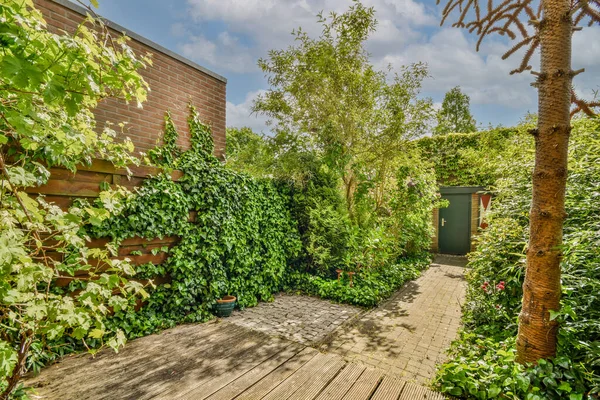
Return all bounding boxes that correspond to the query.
[416,127,517,187]
[86,107,302,337]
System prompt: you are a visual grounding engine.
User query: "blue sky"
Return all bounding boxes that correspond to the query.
[91,0,599,133]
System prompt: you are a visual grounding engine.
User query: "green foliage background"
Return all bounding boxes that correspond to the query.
[416,127,517,186]
[435,117,600,399]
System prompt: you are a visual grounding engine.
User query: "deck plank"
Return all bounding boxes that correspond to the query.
[27,322,235,400]
[28,321,222,388]
[176,340,299,399]
[287,358,346,400]
[97,324,252,400]
[235,347,320,400]
[370,376,406,400]
[341,367,383,400]
[261,353,337,400]
[139,330,272,399]
[398,382,446,400]
[314,363,367,400]
[205,343,307,400]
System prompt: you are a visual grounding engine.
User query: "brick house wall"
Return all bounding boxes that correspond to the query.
[34,0,227,158]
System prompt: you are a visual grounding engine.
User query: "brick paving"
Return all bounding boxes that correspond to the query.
[227,293,364,345]
[321,255,468,384]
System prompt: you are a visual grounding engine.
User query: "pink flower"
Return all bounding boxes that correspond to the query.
[496,281,505,291]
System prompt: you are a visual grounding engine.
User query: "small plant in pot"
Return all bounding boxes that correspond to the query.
[214,295,236,317]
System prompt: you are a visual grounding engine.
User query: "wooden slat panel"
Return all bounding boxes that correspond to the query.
[315,363,366,400]
[26,180,104,197]
[370,376,406,400]
[86,236,179,248]
[48,168,112,183]
[342,368,383,400]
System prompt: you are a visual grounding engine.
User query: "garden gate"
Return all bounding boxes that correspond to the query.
[436,186,485,255]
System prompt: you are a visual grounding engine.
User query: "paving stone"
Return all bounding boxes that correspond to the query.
[226,293,363,345]
[324,255,467,385]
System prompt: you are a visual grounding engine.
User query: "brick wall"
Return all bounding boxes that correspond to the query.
[34,0,227,158]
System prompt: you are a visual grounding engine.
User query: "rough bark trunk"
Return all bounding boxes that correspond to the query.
[515,0,572,363]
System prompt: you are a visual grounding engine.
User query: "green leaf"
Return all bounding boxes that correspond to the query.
[488,385,501,398]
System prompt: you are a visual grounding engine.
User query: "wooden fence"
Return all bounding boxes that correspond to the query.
[26,160,182,288]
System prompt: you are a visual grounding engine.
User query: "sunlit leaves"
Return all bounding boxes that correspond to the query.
[0,1,150,395]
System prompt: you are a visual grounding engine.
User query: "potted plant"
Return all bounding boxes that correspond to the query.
[214,295,236,317]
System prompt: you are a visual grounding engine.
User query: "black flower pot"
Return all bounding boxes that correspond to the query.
[214,295,236,317]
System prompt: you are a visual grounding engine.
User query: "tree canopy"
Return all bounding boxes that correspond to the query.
[252,2,433,215]
[435,86,477,135]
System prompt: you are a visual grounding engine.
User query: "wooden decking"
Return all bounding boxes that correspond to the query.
[25,320,446,400]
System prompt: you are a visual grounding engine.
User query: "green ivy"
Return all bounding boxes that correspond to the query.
[416,127,517,186]
[88,107,302,337]
[147,112,181,168]
[284,253,431,307]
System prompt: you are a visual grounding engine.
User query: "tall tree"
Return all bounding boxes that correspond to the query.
[253,2,432,216]
[435,86,477,135]
[438,0,599,363]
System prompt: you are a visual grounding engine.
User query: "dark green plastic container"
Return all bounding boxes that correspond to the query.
[214,295,236,317]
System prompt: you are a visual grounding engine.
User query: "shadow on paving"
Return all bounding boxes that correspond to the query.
[322,256,468,383]
[320,278,424,358]
[25,322,287,400]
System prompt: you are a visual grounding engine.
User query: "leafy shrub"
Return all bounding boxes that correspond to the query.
[0,1,149,397]
[435,117,600,399]
[285,253,431,307]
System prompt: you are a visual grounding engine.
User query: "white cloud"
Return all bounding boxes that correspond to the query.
[378,29,538,109]
[180,32,256,73]
[180,0,599,126]
[182,0,436,73]
[226,90,269,132]
[170,23,186,37]
[572,25,600,102]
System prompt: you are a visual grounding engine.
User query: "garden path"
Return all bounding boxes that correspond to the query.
[321,255,468,384]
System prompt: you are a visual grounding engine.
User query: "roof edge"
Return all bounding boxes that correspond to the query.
[51,0,227,84]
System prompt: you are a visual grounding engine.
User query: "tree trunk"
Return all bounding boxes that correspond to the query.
[516,0,572,363]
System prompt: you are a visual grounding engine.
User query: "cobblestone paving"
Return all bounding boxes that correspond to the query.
[227,293,364,345]
[321,255,468,384]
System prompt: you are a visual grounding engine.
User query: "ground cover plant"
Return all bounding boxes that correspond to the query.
[434,117,600,399]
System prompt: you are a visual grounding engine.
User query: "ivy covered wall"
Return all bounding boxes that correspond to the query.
[416,127,517,187]
[79,107,302,337]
